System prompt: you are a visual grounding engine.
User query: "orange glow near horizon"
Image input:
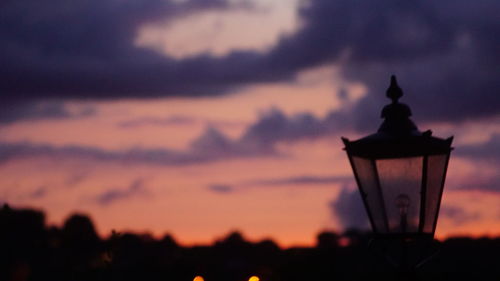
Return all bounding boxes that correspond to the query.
[2,117,500,247]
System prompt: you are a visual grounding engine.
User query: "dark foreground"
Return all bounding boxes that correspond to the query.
[1,205,499,281]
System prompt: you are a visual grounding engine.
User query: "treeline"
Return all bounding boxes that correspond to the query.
[1,205,499,281]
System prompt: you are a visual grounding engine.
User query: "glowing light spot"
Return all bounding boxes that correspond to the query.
[193,276,205,281]
[249,276,260,281]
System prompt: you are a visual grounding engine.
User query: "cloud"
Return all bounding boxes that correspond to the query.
[329,186,370,231]
[0,0,262,101]
[446,134,500,192]
[95,179,149,206]
[65,172,89,187]
[29,186,48,199]
[117,115,247,129]
[1,0,497,128]
[207,174,352,194]
[0,103,497,176]
[189,125,280,158]
[208,184,234,194]
[267,0,500,124]
[244,175,352,187]
[0,104,345,166]
[236,106,351,150]
[0,101,95,124]
[0,124,277,166]
[441,206,481,226]
[190,126,235,152]
[450,174,500,193]
[0,142,196,165]
[240,108,327,145]
[456,134,500,163]
[117,115,197,128]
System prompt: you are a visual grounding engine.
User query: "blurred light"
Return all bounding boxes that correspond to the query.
[249,276,260,281]
[338,237,350,247]
[193,276,205,281]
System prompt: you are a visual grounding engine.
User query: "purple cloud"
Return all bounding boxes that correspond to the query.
[96,179,149,206]
[207,174,352,194]
[0,0,498,126]
[456,134,500,163]
[0,124,278,167]
[0,101,95,124]
[208,184,234,194]
[29,186,48,199]
[441,206,481,226]
[329,186,370,231]
[0,142,204,166]
[243,175,352,187]
[117,115,198,128]
[268,0,500,124]
[0,0,255,101]
[240,108,327,146]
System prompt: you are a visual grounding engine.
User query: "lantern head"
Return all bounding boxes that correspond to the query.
[342,76,453,238]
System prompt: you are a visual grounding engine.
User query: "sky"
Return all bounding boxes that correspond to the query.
[0,0,499,247]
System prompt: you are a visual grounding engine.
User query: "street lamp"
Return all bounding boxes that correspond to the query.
[342,76,453,240]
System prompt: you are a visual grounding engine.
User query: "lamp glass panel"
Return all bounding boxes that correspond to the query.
[375,157,423,233]
[423,154,448,233]
[351,156,388,233]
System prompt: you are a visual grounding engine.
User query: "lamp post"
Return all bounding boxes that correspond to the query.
[342,76,453,272]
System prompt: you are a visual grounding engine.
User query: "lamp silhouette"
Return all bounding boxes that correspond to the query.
[342,76,453,272]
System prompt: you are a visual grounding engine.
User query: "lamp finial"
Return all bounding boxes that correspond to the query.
[379,76,418,135]
[386,75,403,103]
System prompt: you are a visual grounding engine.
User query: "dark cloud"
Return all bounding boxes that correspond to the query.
[240,108,327,145]
[449,174,500,193]
[268,0,500,125]
[65,172,89,187]
[207,174,351,195]
[441,206,481,226]
[0,0,259,100]
[118,115,197,128]
[244,175,352,187]
[0,101,95,124]
[96,179,148,206]
[1,0,498,129]
[329,186,370,231]
[189,126,280,158]
[190,126,235,153]
[0,125,276,166]
[0,102,497,189]
[0,141,205,166]
[237,106,352,150]
[208,184,234,194]
[456,134,500,163]
[117,116,247,129]
[0,104,346,166]
[29,186,48,199]
[446,134,500,192]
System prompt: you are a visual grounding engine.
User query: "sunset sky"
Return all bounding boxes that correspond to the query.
[1,0,499,247]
